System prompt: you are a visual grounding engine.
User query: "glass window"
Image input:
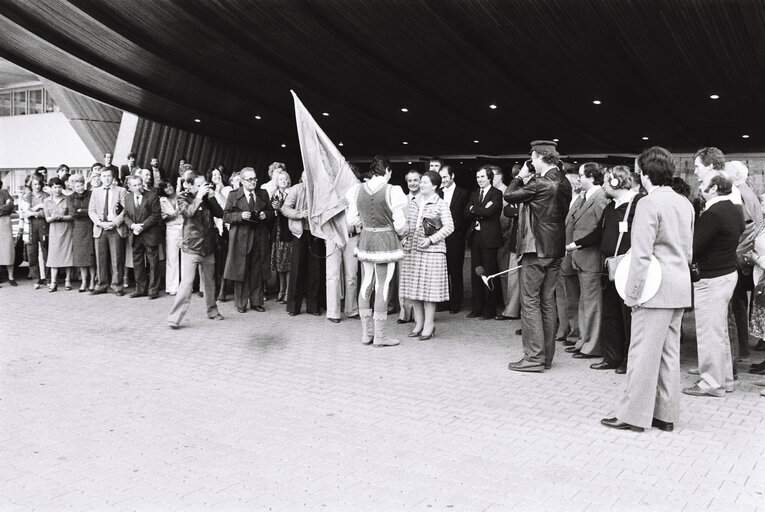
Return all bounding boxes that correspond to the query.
[44,90,59,113]
[28,88,43,114]
[0,92,10,116]
[12,90,26,115]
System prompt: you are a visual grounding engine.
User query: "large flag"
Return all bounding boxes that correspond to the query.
[291,90,359,247]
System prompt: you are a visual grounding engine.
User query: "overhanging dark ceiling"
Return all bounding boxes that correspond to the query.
[1,0,764,158]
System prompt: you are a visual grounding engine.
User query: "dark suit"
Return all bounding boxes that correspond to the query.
[124,190,162,296]
[439,184,470,312]
[119,164,137,184]
[505,167,571,366]
[223,188,275,309]
[464,186,503,317]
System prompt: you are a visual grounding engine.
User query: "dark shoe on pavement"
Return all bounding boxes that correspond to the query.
[573,352,600,359]
[396,318,411,324]
[209,314,224,321]
[508,359,545,373]
[615,365,627,374]
[651,418,674,432]
[494,315,512,321]
[237,307,247,313]
[565,347,580,353]
[347,314,360,320]
[9,280,17,287]
[754,339,765,351]
[750,360,765,374]
[562,340,576,347]
[115,289,125,297]
[328,318,341,323]
[601,417,644,432]
[130,292,147,298]
[590,361,619,370]
[466,311,481,318]
[515,328,522,335]
[252,305,265,312]
[148,293,159,300]
[90,287,107,295]
[168,323,180,330]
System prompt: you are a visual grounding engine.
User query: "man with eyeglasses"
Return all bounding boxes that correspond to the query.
[223,167,274,313]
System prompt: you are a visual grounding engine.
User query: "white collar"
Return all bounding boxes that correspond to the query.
[442,182,455,190]
[703,195,732,211]
[585,185,601,201]
[613,190,637,208]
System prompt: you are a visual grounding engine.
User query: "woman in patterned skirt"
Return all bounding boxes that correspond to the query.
[270,169,293,303]
[67,174,97,291]
[43,177,74,291]
[400,171,454,340]
[345,156,408,347]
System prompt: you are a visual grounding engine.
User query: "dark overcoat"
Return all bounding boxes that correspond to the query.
[223,187,274,281]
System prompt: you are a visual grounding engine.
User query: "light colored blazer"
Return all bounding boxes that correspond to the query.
[281,182,308,239]
[624,187,694,308]
[569,187,609,272]
[87,185,127,238]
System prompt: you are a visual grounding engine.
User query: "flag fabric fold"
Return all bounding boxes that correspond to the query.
[291,90,359,248]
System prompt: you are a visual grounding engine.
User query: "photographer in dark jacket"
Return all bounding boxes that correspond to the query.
[167,173,225,328]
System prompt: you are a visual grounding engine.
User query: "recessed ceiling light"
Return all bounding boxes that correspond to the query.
[473,139,479,143]
[194,118,200,123]
[402,141,408,145]
[338,142,344,147]
[592,100,602,105]
[322,112,329,117]
[642,136,649,141]
[743,134,750,139]
[710,94,720,100]
[254,115,261,120]
[408,161,412,164]
[281,143,286,148]
[553,138,559,142]
[401,107,408,112]
[489,104,497,110]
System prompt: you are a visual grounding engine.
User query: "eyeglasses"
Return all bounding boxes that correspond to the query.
[242,177,257,182]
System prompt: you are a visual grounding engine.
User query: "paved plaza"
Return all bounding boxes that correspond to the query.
[1,282,764,511]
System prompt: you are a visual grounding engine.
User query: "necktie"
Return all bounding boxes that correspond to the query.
[103,187,110,220]
[248,192,255,211]
[136,195,142,207]
[479,189,485,203]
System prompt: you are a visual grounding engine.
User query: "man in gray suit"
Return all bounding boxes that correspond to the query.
[87,167,127,296]
[565,163,610,358]
[602,146,694,432]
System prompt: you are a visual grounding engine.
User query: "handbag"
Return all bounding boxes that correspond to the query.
[422,216,442,237]
[604,198,633,281]
[736,220,765,275]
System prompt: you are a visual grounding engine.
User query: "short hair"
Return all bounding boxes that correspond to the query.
[488,165,504,185]
[100,166,113,176]
[183,172,199,186]
[532,146,560,165]
[637,146,674,187]
[180,163,193,172]
[92,162,104,170]
[369,155,391,177]
[127,152,137,160]
[671,177,691,198]
[69,174,85,184]
[511,164,522,178]
[273,169,292,187]
[268,162,286,177]
[240,166,256,177]
[57,164,70,173]
[48,177,64,187]
[708,173,733,196]
[228,171,241,188]
[580,162,604,186]
[422,171,442,189]
[607,165,633,190]
[104,152,113,157]
[724,160,749,182]
[406,169,422,179]
[29,173,45,189]
[35,166,47,173]
[477,166,491,177]
[429,158,444,166]
[127,175,143,187]
[694,147,725,170]
[440,164,455,177]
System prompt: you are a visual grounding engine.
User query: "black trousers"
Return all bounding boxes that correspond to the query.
[286,233,325,314]
[469,231,500,317]
[600,277,632,366]
[133,241,160,296]
[445,230,466,312]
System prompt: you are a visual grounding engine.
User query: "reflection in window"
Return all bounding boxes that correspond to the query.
[13,90,26,115]
[44,90,59,112]
[28,89,43,114]
[0,92,10,116]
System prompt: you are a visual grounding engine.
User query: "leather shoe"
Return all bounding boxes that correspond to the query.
[494,315,512,321]
[237,307,247,313]
[407,330,422,338]
[508,359,544,373]
[419,327,435,341]
[209,314,224,321]
[466,312,481,318]
[396,318,412,324]
[288,311,298,316]
[750,360,765,374]
[573,352,599,359]
[310,311,321,316]
[148,293,159,300]
[565,347,580,353]
[130,292,147,298]
[601,417,644,432]
[347,314,360,320]
[562,340,576,347]
[651,418,674,432]
[328,318,341,323]
[89,288,107,295]
[615,366,627,374]
[515,328,522,335]
[115,289,125,297]
[252,305,265,312]
[590,361,618,370]
[683,384,723,397]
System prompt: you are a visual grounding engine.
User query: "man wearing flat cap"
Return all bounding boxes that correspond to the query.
[504,140,572,372]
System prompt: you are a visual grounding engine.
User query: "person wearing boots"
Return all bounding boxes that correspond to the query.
[345,156,408,347]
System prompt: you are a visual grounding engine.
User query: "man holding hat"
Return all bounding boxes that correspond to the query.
[504,140,572,372]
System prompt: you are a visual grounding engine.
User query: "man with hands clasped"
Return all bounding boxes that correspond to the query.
[124,175,162,299]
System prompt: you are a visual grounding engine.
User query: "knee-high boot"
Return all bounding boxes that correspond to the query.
[373,311,399,347]
[359,308,374,345]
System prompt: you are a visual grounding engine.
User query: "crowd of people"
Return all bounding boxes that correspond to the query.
[1,142,764,432]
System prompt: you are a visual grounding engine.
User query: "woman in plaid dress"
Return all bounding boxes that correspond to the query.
[400,171,454,339]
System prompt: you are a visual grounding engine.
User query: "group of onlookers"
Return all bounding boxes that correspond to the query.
[1,142,764,421]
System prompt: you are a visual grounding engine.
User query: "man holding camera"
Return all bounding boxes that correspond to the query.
[167,173,225,328]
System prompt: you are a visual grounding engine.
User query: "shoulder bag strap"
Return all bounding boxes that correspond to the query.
[613,198,633,255]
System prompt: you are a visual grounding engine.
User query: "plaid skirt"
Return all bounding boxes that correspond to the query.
[400,249,449,303]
